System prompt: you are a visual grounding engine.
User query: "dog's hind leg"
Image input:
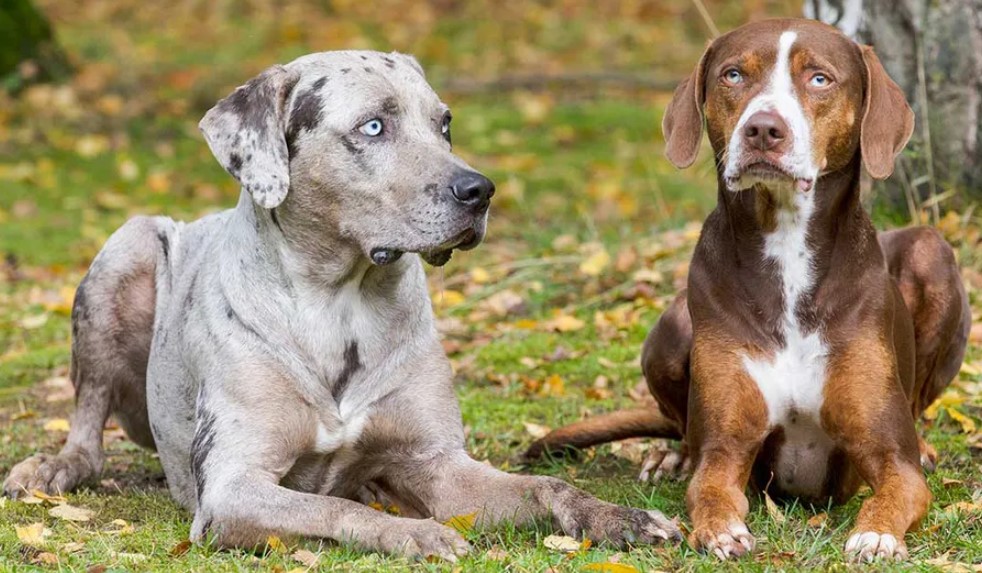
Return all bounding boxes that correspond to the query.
[879,227,970,470]
[4,217,166,497]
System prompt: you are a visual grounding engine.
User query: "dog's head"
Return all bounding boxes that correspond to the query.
[199,51,494,267]
[662,19,914,195]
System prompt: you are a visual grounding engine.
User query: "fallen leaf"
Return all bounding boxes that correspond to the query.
[30,490,66,504]
[108,518,134,534]
[43,418,71,432]
[15,523,51,546]
[807,513,827,528]
[170,539,192,557]
[486,545,509,560]
[523,422,551,439]
[444,511,477,533]
[292,549,319,567]
[49,503,94,522]
[545,313,585,332]
[33,552,58,565]
[266,535,287,553]
[579,249,611,277]
[582,563,640,573]
[543,534,584,552]
[764,491,785,524]
[62,541,85,554]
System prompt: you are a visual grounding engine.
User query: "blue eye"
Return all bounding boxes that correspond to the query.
[810,73,831,87]
[359,119,383,137]
[724,68,743,85]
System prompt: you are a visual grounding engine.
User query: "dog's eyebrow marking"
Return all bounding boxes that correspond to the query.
[190,406,218,505]
[286,76,327,154]
[331,341,362,401]
[382,97,399,115]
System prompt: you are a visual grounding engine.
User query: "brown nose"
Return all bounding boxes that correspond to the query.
[743,111,788,151]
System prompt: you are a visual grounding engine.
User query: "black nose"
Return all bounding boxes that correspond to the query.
[450,172,495,209]
[743,111,788,152]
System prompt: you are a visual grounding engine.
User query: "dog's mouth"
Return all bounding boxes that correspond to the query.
[419,227,482,267]
[371,227,484,268]
[726,160,814,193]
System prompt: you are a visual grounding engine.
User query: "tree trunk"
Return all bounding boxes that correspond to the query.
[0,0,70,91]
[806,0,982,202]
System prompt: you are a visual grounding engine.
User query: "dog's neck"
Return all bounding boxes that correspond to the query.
[228,191,416,295]
[713,154,875,276]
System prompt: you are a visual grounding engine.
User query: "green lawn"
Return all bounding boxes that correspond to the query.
[1,2,980,571]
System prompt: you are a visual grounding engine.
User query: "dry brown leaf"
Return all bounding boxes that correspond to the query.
[486,545,509,560]
[62,542,85,554]
[806,513,827,528]
[170,539,192,557]
[292,549,319,567]
[33,552,59,565]
[49,503,95,522]
[764,491,785,524]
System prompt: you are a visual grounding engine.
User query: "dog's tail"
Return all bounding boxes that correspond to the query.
[524,405,681,460]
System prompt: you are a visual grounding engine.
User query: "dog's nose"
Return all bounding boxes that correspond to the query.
[450,172,495,209]
[743,111,788,151]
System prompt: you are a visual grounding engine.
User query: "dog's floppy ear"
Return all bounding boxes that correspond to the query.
[200,65,301,209]
[662,44,712,169]
[859,46,914,180]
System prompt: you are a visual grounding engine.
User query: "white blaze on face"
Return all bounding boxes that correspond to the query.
[724,31,819,193]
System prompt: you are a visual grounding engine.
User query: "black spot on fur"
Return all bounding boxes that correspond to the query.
[331,341,362,401]
[157,231,169,262]
[364,66,374,73]
[424,183,441,204]
[360,55,368,60]
[285,77,327,155]
[184,273,197,309]
[382,97,398,115]
[341,68,351,74]
[340,135,363,155]
[227,153,243,176]
[384,57,396,68]
[190,407,218,505]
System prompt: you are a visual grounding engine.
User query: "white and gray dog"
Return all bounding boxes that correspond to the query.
[4,51,680,560]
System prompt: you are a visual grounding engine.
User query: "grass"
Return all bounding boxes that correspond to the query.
[1,1,981,571]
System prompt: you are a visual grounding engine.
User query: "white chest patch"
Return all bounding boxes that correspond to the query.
[742,189,828,425]
[741,188,832,496]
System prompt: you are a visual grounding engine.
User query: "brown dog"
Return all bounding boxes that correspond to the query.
[527,19,970,561]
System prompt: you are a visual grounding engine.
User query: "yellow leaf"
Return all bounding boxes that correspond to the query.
[108,518,134,534]
[432,289,466,309]
[579,249,610,277]
[582,563,639,573]
[538,374,565,397]
[266,535,287,553]
[546,314,585,333]
[764,491,785,524]
[807,513,827,528]
[368,501,385,512]
[470,267,491,284]
[444,511,477,533]
[43,418,70,432]
[30,490,66,504]
[49,503,94,522]
[945,406,977,434]
[15,523,51,546]
[33,552,58,565]
[543,534,583,552]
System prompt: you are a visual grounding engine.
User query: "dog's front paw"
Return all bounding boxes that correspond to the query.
[372,518,470,562]
[638,441,691,483]
[690,520,755,560]
[3,453,96,498]
[559,504,682,548]
[845,531,907,562]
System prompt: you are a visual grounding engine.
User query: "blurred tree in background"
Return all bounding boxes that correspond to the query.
[0,0,70,91]
[807,0,982,206]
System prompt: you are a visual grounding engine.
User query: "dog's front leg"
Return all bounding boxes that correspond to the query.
[193,474,469,560]
[394,451,681,547]
[822,341,931,562]
[684,339,768,559]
